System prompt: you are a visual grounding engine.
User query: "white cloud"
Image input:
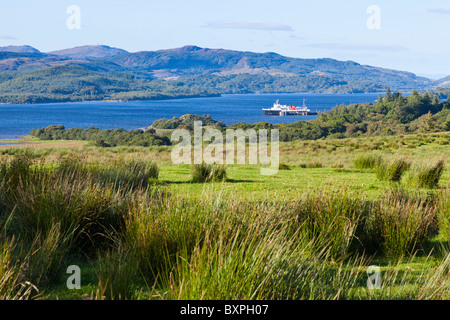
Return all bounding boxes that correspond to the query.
[0,34,17,40]
[205,20,293,31]
[427,8,450,14]
[305,43,409,52]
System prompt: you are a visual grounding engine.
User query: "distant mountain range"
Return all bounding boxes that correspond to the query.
[0,45,41,54]
[437,75,450,88]
[48,45,128,59]
[0,44,448,103]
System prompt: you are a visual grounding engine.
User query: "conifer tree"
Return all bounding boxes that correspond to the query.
[385,88,392,102]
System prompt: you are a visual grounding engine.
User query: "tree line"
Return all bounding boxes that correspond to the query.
[30,89,450,147]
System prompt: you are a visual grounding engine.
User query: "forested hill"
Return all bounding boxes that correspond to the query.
[104,46,432,91]
[0,65,218,104]
[0,44,445,103]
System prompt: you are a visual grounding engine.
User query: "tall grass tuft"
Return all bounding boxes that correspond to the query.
[354,154,381,169]
[375,157,411,182]
[56,157,159,189]
[191,163,227,183]
[0,237,37,300]
[409,158,445,189]
[24,223,73,286]
[158,211,368,300]
[95,158,159,188]
[306,161,323,168]
[437,185,450,243]
[0,155,157,287]
[6,167,127,255]
[295,188,370,258]
[96,246,139,300]
[370,189,436,258]
[278,162,291,170]
[123,193,222,276]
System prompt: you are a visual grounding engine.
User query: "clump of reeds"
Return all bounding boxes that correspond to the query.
[0,155,161,290]
[354,154,382,169]
[157,214,367,300]
[368,188,436,258]
[96,246,139,300]
[409,158,445,189]
[56,157,159,189]
[306,161,323,168]
[375,157,411,182]
[122,195,205,275]
[437,185,450,243]
[95,158,159,188]
[294,187,370,258]
[0,237,38,300]
[278,162,291,170]
[191,163,226,183]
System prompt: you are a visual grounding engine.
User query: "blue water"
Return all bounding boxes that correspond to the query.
[0,142,34,146]
[0,93,381,139]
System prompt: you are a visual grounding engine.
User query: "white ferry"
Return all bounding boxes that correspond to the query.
[263,99,318,116]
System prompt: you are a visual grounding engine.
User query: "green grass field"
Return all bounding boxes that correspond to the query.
[0,132,449,300]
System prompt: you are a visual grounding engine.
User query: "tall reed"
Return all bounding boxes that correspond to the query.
[437,185,450,242]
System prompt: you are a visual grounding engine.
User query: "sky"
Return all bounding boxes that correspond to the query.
[1,0,450,78]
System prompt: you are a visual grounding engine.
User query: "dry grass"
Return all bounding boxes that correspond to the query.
[0,141,88,149]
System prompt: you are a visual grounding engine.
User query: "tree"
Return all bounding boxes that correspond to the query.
[432,95,441,105]
[422,92,432,105]
[444,120,450,132]
[384,88,392,102]
[377,93,383,104]
[419,111,438,133]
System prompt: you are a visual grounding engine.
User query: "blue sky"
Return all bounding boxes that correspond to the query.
[1,0,450,78]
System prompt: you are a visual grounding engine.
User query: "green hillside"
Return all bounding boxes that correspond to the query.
[0,64,218,103]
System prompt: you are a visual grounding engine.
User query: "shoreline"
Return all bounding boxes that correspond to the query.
[0,91,397,106]
[0,93,222,106]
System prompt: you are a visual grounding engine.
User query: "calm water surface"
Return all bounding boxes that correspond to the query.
[0,93,381,139]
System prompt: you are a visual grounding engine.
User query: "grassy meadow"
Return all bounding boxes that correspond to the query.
[0,131,449,300]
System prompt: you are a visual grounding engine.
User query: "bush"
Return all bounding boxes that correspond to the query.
[191,163,227,183]
[93,139,110,148]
